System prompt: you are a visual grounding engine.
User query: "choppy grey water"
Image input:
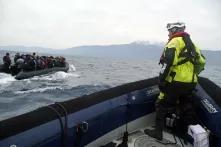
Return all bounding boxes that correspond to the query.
[0,55,220,121]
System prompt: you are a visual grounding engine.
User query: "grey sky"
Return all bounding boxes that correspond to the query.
[0,0,220,50]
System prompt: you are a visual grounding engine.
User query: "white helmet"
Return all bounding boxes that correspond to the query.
[166,22,185,31]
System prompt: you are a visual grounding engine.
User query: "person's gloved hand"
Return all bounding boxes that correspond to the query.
[158,80,167,92]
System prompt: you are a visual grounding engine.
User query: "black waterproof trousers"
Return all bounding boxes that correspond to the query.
[155,81,197,136]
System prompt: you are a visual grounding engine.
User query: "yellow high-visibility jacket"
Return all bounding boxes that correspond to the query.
[163,36,204,83]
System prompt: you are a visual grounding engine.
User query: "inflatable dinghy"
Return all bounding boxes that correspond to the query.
[15,62,69,80]
[0,62,69,80]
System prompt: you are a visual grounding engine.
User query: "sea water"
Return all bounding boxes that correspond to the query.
[0,55,220,121]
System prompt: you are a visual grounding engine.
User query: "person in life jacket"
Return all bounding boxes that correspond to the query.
[145,22,206,140]
[3,52,12,73]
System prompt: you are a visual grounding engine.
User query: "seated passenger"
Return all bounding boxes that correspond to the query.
[32,52,36,59]
[60,56,66,67]
[54,57,60,67]
[16,58,24,69]
[14,53,20,63]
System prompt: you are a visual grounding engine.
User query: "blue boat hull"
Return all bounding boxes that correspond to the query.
[0,77,220,147]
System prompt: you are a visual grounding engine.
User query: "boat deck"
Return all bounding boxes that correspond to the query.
[87,114,193,147]
[111,127,192,147]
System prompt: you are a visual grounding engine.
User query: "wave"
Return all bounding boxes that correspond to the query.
[69,64,76,72]
[0,73,16,92]
[0,64,80,94]
[0,73,16,84]
[30,71,80,81]
[14,86,65,94]
[14,84,110,96]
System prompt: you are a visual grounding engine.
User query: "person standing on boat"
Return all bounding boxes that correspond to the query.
[145,22,206,140]
[3,52,11,73]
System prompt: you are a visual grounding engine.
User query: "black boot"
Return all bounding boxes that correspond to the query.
[144,128,163,140]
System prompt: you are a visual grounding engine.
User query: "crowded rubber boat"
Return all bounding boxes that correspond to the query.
[0,52,69,80]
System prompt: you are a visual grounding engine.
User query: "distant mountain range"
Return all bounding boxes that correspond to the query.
[0,42,220,65]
